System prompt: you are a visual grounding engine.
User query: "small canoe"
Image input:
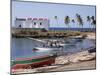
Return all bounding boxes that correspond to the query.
[11,55,56,69]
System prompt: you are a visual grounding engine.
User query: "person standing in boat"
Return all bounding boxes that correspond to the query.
[43,43,45,47]
[56,41,60,47]
[56,41,59,47]
[50,41,53,47]
[52,41,55,47]
[46,41,50,47]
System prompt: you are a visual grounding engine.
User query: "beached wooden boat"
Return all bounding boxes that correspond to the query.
[11,55,56,69]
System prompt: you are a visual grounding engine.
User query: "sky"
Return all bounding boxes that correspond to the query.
[12,1,96,28]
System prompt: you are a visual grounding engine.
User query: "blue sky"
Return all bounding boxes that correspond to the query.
[12,1,96,28]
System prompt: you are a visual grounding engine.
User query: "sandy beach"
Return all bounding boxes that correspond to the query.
[85,32,96,40]
[12,51,96,74]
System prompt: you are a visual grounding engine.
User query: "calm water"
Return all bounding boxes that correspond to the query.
[49,28,96,32]
[11,38,95,60]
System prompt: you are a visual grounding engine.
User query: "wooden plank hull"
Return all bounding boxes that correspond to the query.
[11,55,56,69]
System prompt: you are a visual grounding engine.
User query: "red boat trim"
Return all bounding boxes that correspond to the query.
[14,58,54,66]
[15,55,50,61]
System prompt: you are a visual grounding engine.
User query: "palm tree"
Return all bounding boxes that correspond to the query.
[91,16,96,31]
[72,19,75,23]
[54,16,58,26]
[64,16,70,30]
[76,14,83,31]
[54,16,58,33]
[91,16,96,25]
[71,19,75,29]
[87,16,91,31]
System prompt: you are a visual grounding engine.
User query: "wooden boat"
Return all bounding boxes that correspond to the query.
[11,55,56,69]
[88,47,96,53]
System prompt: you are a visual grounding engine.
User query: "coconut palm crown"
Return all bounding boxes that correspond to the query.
[64,16,70,25]
[76,14,83,26]
[91,16,96,25]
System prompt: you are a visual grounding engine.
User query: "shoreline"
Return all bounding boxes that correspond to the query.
[12,30,96,38]
[12,32,96,40]
[12,50,96,74]
[11,32,96,74]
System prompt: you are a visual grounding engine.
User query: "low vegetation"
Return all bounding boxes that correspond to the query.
[12,28,87,38]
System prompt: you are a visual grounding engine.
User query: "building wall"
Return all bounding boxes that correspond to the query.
[25,20,33,28]
[15,18,49,30]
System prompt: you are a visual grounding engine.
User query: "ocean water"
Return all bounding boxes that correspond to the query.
[49,28,96,32]
[11,38,95,60]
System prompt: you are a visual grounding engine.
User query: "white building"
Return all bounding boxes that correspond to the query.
[15,18,50,30]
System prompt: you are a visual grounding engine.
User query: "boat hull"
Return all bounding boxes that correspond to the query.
[11,55,56,69]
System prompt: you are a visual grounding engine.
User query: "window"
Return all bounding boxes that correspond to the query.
[19,24,21,28]
[34,22,36,25]
[40,22,42,25]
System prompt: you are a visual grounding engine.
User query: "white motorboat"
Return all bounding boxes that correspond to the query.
[32,47,62,52]
[27,38,66,52]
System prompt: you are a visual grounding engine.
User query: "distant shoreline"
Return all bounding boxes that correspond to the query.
[12,29,95,38]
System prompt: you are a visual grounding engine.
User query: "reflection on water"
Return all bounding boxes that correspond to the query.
[11,38,95,60]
